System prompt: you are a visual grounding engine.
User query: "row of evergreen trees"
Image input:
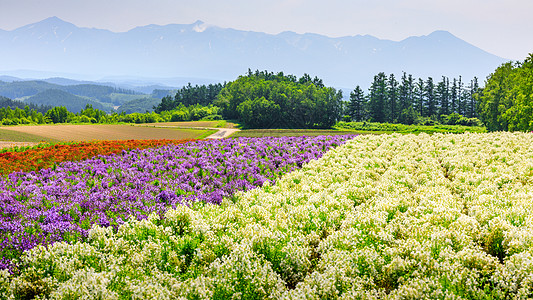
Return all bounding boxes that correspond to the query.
[345,72,480,125]
[153,83,225,113]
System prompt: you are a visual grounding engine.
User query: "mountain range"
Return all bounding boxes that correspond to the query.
[0,17,508,89]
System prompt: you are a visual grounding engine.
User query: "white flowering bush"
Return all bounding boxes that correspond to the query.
[3,132,533,299]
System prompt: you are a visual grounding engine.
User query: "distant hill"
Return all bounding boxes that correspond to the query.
[0,79,147,111]
[0,80,59,99]
[118,97,161,114]
[0,17,509,88]
[0,76,20,82]
[0,95,52,113]
[24,89,109,113]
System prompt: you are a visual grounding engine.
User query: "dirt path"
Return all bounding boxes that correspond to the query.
[205,128,240,139]
[132,124,240,139]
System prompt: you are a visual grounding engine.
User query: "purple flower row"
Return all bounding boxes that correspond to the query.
[0,135,354,270]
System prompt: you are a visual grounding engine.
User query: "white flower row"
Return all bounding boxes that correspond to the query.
[3,132,533,299]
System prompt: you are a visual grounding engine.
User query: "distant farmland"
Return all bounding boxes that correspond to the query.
[0,124,215,143]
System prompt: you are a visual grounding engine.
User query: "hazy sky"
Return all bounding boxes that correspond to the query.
[0,0,531,60]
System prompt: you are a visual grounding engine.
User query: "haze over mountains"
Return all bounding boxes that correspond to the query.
[0,17,508,88]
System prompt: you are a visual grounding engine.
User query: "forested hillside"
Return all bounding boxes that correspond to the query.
[0,80,144,110]
[0,96,51,113]
[25,89,109,113]
[118,97,162,114]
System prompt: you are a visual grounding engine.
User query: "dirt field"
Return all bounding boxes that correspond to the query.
[0,124,212,142]
[0,141,40,150]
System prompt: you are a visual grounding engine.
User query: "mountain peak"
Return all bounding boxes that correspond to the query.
[192,20,209,33]
[427,30,455,38]
[38,16,73,27]
[18,16,77,32]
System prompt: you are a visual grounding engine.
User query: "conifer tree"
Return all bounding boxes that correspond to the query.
[368,72,388,123]
[414,78,425,117]
[437,76,450,116]
[424,77,436,117]
[387,74,399,122]
[347,85,366,121]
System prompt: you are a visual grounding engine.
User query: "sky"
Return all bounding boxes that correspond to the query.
[0,0,532,60]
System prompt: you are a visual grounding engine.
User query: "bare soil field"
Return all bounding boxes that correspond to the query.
[0,124,212,142]
[0,141,39,150]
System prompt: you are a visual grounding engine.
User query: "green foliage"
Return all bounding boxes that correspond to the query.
[440,112,482,127]
[117,97,161,114]
[237,96,281,128]
[217,70,343,128]
[368,72,388,122]
[153,83,224,113]
[25,89,110,113]
[346,86,366,122]
[0,96,51,114]
[44,106,70,123]
[0,80,58,99]
[355,72,480,125]
[477,54,533,131]
[334,121,486,134]
[0,80,137,105]
[0,103,47,125]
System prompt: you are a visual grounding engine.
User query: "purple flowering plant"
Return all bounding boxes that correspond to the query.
[0,135,353,270]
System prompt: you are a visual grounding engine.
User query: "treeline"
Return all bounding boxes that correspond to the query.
[216,70,342,128]
[154,83,225,113]
[1,101,221,126]
[151,72,342,129]
[0,96,51,125]
[477,54,533,131]
[346,72,481,126]
[0,96,51,113]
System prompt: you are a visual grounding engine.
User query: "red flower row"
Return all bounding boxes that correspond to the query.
[0,139,192,175]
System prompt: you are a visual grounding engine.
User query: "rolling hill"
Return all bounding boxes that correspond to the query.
[24,89,110,113]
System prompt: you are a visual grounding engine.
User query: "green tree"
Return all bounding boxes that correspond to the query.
[437,76,450,116]
[347,86,366,121]
[499,55,533,131]
[45,106,69,123]
[477,55,533,131]
[450,78,458,114]
[457,76,466,116]
[367,72,388,123]
[466,77,479,118]
[398,72,414,116]
[414,79,425,117]
[424,77,436,117]
[387,74,399,122]
[217,71,342,128]
[237,97,281,128]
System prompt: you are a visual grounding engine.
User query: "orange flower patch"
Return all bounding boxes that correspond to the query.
[0,139,192,175]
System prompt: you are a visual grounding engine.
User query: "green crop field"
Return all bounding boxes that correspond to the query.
[231,129,357,137]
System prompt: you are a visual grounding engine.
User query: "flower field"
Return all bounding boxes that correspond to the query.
[0,139,193,175]
[3,132,533,298]
[0,135,351,274]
